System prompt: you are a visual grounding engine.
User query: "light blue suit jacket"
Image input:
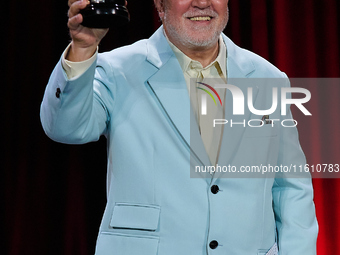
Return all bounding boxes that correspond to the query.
[41,26,318,255]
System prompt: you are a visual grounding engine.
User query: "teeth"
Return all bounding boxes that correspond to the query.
[190,16,211,21]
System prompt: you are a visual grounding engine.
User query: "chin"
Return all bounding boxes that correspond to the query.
[164,21,221,49]
[186,33,220,48]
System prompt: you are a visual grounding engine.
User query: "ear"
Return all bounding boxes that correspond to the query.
[154,0,165,19]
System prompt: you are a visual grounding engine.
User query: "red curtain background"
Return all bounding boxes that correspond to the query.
[3,0,339,254]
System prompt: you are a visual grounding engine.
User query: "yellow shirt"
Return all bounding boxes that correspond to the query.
[166,35,227,166]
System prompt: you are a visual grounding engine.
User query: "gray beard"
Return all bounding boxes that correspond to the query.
[165,22,221,49]
[163,9,229,49]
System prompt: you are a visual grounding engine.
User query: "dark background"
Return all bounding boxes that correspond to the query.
[3,0,340,254]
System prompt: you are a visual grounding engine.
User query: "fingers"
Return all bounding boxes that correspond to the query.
[68,0,89,19]
[68,13,83,31]
[67,0,89,30]
[68,0,86,8]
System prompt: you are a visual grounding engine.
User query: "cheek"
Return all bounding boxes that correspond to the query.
[214,0,229,15]
[213,0,229,5]
[170,0,191,15]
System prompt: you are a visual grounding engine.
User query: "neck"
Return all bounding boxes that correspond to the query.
[174,41,220,68]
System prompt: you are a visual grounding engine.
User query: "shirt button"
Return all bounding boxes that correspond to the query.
[209,240,219,249]
[56,88,61,98]
[211,185,220,194]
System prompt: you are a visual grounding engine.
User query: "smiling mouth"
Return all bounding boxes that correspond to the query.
[189,16,212,21]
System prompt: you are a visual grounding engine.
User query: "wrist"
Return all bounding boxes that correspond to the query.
[66,41,98,62]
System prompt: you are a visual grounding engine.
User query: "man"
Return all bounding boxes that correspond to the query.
[40,0,318,254]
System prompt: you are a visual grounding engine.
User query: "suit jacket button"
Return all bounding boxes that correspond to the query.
[56,88,61,98]
[211,185,220,194]
[209,240,219,249]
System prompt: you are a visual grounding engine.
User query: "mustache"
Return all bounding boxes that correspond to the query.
[183,9,218,18]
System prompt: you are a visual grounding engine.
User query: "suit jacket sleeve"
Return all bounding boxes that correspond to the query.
[272,74,318,255]
[40,55,115,144]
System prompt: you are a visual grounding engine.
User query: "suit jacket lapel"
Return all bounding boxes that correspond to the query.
[145,28,262,180]
[146,27,211,173]
[213,35,259,179]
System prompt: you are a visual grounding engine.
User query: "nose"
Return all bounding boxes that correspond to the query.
[192,0,212,9]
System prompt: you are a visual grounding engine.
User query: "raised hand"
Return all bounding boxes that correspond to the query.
[67,0,109,61]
